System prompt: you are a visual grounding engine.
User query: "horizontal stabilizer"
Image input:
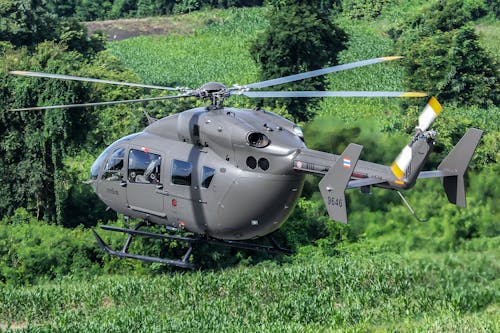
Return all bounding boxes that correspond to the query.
[319,143,363,223]
[347,177,385,189]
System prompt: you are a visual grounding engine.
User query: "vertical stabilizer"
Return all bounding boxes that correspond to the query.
[318,143,363,223]
[438,128,483,207]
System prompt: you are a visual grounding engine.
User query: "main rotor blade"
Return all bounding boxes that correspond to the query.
[241,91,427,98]
[9,94,194,111]
[243,56,402,89]
[9,70,187,91]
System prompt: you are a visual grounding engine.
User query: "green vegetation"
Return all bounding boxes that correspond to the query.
[43,0,264,21]
[107,8,265,88]
[0,1,499,331]
[250,0,347,121]
[393,0,499,107]
[1,243,498,332]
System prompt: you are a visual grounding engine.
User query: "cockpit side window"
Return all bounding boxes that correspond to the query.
[172,159,192,186]
[128,149,162,184]
[201,166,215,188]
[102,147,125,181]
[90,132,141,180]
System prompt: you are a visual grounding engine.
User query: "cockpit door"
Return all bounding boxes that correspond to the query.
[126,147,165,217]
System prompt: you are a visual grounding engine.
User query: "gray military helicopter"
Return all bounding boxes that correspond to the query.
[10,56,482,268]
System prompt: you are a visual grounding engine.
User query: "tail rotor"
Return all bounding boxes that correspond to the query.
[391,97,442,184]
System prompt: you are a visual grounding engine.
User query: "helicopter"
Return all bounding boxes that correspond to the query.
[10,56,482,269]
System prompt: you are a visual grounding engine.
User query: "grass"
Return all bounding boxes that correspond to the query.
[475,17,500,63]
[107,8,267,89]
[106,5,429,128]
[108,6,413,127]
[0,245,498,332]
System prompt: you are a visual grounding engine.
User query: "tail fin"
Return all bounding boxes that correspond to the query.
[438,128,483,207]
[318,143,363,223]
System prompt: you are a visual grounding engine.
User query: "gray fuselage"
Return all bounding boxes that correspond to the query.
[91,107,306,240]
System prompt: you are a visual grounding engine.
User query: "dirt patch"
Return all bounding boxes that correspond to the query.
[84,14,219,41]
[102,296,114,308]
[0,321,29,330]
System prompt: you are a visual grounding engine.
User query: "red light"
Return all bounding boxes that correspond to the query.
[141,146,150,153]
[171,199,177,207]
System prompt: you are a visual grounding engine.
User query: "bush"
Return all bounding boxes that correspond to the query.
[393,0,499,108]
[342,0,393,19]
[0,210,103,285]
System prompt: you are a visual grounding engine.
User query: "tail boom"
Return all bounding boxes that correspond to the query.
[293,128,482,223]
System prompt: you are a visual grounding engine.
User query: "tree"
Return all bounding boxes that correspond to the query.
[394,0,499,107]
[1,44,86,223]
[0,0,58,48]
[0,0,106,55]
[1,43,147,225]
[250,0,347,122]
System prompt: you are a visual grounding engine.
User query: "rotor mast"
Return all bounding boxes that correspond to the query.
[197,82,230,109]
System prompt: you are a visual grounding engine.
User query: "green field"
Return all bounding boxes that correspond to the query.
[1,242,499,332]
[1,3,499,332]
[107,8,266,89]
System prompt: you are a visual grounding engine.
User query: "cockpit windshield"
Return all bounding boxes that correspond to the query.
[90,133,140,180]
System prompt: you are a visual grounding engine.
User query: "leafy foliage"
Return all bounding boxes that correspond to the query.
[0,14,139,224]
[250,0,347,122]
[0,0,106,54]
[0,209,102,285]
[341,0,393,19]
[401,25,499,107]
[41,0,264,20]
[393,0,499,107]
[1,44,91,223]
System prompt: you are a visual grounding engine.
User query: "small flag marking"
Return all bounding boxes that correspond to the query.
[343,158,351,168]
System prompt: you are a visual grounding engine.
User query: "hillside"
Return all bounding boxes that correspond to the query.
[1,2,499,332]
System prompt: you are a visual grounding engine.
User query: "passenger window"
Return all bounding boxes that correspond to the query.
[201,166,215,188]
[128,149,161,184]
[172,160,192,186]
[102,148,125,181]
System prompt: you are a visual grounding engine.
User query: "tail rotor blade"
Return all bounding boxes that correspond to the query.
[391,146,413,180]
[391,97,443,180]
[417,96,442,131]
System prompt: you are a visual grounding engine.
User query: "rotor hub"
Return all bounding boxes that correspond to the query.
[197,82,230,109]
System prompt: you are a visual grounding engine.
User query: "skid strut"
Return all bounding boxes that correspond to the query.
[93,223,196,269]
[93,222,292,269]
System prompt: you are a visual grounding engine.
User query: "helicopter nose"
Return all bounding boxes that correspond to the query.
[89,153,106,192]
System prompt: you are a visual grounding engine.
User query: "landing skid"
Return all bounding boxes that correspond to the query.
[93,222,291,269]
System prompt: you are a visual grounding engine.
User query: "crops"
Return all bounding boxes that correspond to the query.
[108,8,267,89]
[1,244,498,332]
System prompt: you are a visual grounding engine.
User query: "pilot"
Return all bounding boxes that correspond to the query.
[143,157,161,183]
